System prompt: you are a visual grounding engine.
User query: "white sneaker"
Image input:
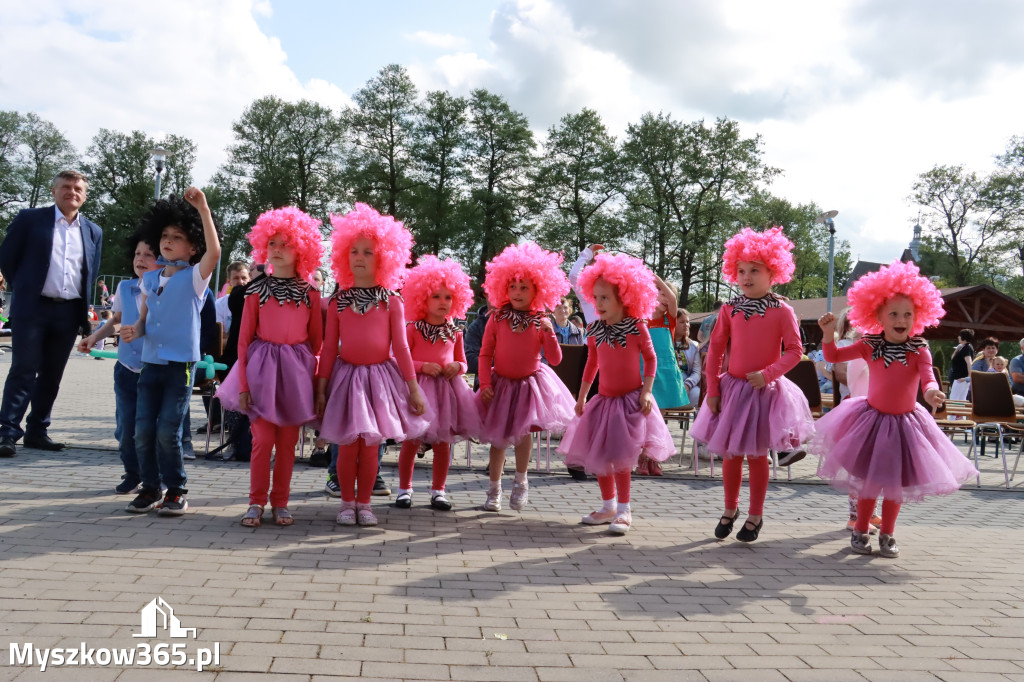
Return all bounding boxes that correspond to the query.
[608,512,632,534]
[483,486,502,512]
[509,481,529,510]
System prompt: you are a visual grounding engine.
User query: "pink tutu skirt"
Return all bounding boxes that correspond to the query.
[319,359,432,446]
[417,373,482,444]
[477,364,576,449]
[692,372,815,458]
[559,389,676,476]
[216,340,316,426]
[813,397,979,503]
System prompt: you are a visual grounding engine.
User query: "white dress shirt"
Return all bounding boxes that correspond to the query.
[41,205,85,300]
[568,247,597,323]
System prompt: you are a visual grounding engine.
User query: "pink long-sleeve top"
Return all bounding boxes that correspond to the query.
[705,301,803,399]
[406,324,469,374]
[583,324,657,397]
[477,317,562,388]
[316,295,416,382]
[824,339,939,415]
[236,289,323,394]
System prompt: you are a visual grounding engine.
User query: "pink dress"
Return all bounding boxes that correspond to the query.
[558,318,676,475]
[216,277,322,426]
[317,288,431,445]
[691,293,815,457]
[814,335,979,502]
[406,320,481,443]
[476,308,576,448]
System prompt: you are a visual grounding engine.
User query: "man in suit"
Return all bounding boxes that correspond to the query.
[0,170,103,456]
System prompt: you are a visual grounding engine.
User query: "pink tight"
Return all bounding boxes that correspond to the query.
[596,471,632,504]
[249,418,299,507]
[722,455,770,515]
[397,440,452,491]
[338,438,380,504]
[856,498,900,535]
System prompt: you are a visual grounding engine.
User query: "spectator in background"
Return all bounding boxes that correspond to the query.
[971,337,1000,373]
[463,303,492,382]
[215,261,251,331]
[551,295,585,345]
[948,329,975,401]
[568,243,602,323]
[1009,338,1024,397]
[674,308,701,407]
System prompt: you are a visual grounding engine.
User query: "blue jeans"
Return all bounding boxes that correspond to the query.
[113,362,141,482]
[135,361,195,491]
[0,298,81,440]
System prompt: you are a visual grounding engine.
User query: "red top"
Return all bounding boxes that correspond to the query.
[648,313,676,336]
[582,323,657,397]
[824,340,939,415]
[316,295,417,382]
[406,324,469,374]
[236,290,323,393]
[478,317,562,387]
[705,302,802,399]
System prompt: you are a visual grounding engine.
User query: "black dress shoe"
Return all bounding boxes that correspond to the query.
[0,437,15,457]
[736,518,764,543]
[23,435,67,451]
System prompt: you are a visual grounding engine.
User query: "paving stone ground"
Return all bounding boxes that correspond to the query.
[1,351,1023,681]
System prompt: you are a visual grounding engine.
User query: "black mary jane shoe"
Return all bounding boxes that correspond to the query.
[736,518,764,543]
[394,492,413,509]
[714,511,740,539]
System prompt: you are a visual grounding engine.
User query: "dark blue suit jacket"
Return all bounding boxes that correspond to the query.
[0,205,103,333]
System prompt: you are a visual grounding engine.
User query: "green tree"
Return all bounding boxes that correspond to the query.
[908,164,1002,286]
[0,111,22,227]
[17,112,79,209]
[462,89,536,280]
[987,136,1024,282]
[409,90,469,256]
[160,134,197,199]
[533,108,623,253]
[345,64,418,220]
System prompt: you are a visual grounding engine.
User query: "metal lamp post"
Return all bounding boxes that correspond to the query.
[148,147,169,200]
[816,210,839,313]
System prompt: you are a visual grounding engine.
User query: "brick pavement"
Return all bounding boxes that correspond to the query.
[0,352,1023,680]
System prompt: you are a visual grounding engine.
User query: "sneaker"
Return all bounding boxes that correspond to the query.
[567,466,588,481]
[372,475,391,497]
[356,503,378,526]
[125,488,163,513]
[850,530,872,554]
[157,489,189,516]
[483,486,502,512]
[430,491,452,511]
[324,473,341,497]
[581,509,617,525]
[869,515,883,528]
[308,447,329,468]
[115,475,142,495]
[777,449,807,466]
[336,501,356,525]
[182,447,196,461]
[609,512,632,534]
[878,533,900,558]
[509,481,529,511]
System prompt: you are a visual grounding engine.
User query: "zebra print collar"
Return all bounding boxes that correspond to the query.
[335,286,398,315]
[728,292,782,320]
[413,319,458,344]
[495,305,547,333]
[245,274,312,308]
[587,317,641,348]
[862,334,927,367]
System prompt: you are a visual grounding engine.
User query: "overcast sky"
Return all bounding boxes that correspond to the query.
[2,0,1022,263]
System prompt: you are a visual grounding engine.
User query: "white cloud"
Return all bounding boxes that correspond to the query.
[0,0,352,184]
[405,30,471,51]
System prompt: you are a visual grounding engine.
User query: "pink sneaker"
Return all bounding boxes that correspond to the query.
[356,503,378,526]
[336,501,356,526]
[609,512,632,535]
[581,509,617,525]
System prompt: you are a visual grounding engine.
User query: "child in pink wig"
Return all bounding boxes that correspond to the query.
[558,253,676,534]
[815,260,978,558]
[395,255,480,511]
[477,242,576,512]
[217,206,325,527]
[315,203,429,527]
[692,226,815,543]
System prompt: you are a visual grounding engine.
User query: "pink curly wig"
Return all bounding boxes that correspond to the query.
[722,226,796,285]
[847,260,945,335]
[483,242,570,312]
[577,253,659,319]
[247,207,325,282]
[403,255,475,322]
[329,203,413,289]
